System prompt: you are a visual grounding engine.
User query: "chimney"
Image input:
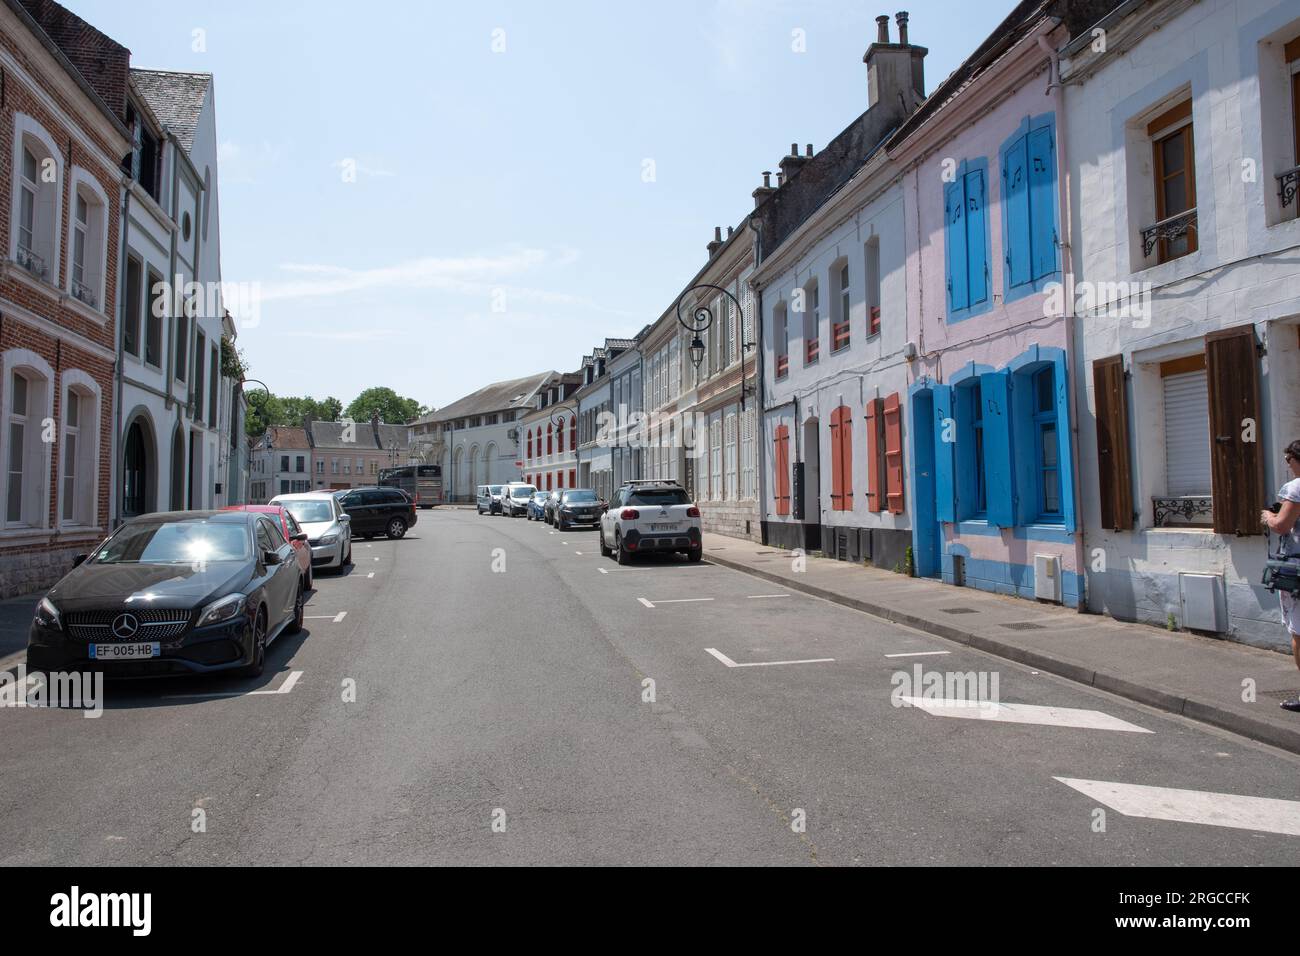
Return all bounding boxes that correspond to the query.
[864,11,926,111]
[779,141,811,182]
[707,225,723,257]
[752,170,776,208]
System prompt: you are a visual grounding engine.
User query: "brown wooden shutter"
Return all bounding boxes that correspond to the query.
[1092,355,1133,531]
[883,393,905,515]
[865,397,883,511]
[829,412,844,510]
[774,425,791,516]
[1206,325,1264,535]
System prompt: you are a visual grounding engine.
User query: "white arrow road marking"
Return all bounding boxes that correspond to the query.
[1055,777,1300,836]
[706,648,835,668]
[163,670,304,699]
[885,650,951,658]
[899,697,1152,733]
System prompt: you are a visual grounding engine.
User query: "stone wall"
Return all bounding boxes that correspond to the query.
[700,498,760,542]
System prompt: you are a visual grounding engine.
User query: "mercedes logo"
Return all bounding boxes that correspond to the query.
[111,613,140,639]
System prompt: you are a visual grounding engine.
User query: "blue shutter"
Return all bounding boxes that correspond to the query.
[1003,135,1031,289]
[965,168,988,306]
[979,371,1015,528]
[1052,354,1076,532]
[945,180,968,312]
[933,383,955,523]
[1028,126,1057,281]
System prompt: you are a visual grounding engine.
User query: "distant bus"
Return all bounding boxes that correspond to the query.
[379,464,442,508]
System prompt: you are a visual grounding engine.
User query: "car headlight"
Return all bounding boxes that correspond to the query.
[197,593,246,628]
[34,596,60,629]
[320,533,339,545]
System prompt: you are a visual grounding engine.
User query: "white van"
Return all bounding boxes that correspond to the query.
[500,482,538,517]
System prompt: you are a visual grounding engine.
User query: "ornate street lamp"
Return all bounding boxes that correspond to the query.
[673,283,755,409]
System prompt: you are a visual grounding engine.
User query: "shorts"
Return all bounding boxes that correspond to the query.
[1281,590,1300,636]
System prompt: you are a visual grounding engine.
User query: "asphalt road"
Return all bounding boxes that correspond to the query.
[1,507,1298,865]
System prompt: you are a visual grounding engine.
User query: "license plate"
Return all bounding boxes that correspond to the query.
[89,642,160,660]
[650,523,681,532]
[576,515,594,522]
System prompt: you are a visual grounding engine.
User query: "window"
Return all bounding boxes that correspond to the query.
[146,270,165,368]
[741,406,756,500]
[1000,115,1059,297]
[193,331,206,421]
[829,405,853,511]
[1160,354,1211,500]
[6,372,29,524]
[832,262,851,352]
[725,406,738,501]
[317,460,324,475]
[1148,101,1197,262]
[709,411,722,500]
[296,455,305,473]
[208,346,219,427]
[12,121,61,283]
[280,480,290,495]
[67,177,107,311]
[280,455,290,472]
[803,280,819,365]
[954,379,987,519]
[774,303,789,379]
[175,297,191,382]
[944,159,990,319]
[124,258,143,357]
[866,239,882,336]
[1032,368,1062,520]
[60,383,96,526]
[331,458,339,474]
[773,424,791,515]
[557,417,565,454]
[356,457,363,472]
[570,417,577,451]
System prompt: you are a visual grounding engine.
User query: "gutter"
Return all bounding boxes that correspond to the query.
[111,176,130,529]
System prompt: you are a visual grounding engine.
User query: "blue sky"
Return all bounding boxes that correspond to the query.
[68,0,1014,411]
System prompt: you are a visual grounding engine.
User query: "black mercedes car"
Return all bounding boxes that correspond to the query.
[26,510,306,679]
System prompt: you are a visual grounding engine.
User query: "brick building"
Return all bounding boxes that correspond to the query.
[0,0,132,597]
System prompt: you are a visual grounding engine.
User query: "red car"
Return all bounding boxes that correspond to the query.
[224,504,314,590]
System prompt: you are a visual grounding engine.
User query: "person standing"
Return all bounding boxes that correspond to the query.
[1260,440,1300,712]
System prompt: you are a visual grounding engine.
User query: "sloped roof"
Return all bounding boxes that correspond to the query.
[262,426,309,450]
[376,423,409,449]
[433,371,554,422]
[130,68,210,153]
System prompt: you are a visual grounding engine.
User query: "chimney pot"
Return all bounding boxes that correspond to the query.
[776,172,785,187]
[790,142,798,156]
[806,143,813,157]
[896,11,909,45]
[762,171,772,188]
[727,226,734,237]
[876,15,889,43]
[714,226,722,241]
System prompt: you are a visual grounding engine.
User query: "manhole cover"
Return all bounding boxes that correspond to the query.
[1002,621,1046,631]
[1261,688,1300,702]
[941,607,978,615]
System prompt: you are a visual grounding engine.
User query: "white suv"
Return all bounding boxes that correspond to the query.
[599,480,702,564]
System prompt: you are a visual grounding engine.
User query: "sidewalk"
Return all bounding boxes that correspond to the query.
[702,533,1300,756]
[0,592,38,671]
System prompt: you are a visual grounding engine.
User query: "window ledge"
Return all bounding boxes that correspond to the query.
[62,292,107,325]
[0,526,52,543]
[1,259,61,303]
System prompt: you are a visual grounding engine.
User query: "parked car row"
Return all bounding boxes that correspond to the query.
[482,478,703,564]
[25,486,417,682]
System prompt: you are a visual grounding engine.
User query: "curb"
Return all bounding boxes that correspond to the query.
[705,551,1300,757]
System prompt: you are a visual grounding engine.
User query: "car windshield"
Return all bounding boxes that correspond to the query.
[563,490,597,503]
[626,488,690,506]
[489,486,503,494]
[93,519,251,564]
[511,487,536,498]
[280,500,334,523]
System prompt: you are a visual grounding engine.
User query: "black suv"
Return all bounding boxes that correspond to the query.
[337,486,418,539]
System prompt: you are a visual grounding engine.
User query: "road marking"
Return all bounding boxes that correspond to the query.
[367,572,375,579]
[746,593,790,599]
[638,598,655,608]
[304,611,348,623]
[333,611,347,623]
[706,648,835,668]
[163,669,304,700]
[899,697,1152,733]
[1055,777,1300,836]
[884,650,951,658]
[643,597,714,606]
[575,551,584,555]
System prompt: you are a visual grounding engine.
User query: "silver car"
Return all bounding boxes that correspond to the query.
[271,491,353,572]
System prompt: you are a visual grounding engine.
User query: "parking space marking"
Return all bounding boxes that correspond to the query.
[638,598,655,608]
[884,650,951,658]
[162,669,304,700]
[900,697,1152,733]
[1055,777,1300,836]
[304,611,348,623]
[639,597,714,608]
[746,593,790,599]
[705,648,835,668]
[367,572,375,579]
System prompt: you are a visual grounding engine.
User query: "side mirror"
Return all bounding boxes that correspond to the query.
[291,532,309,542]
[339,514,351,522]
[263,550,282,566]
[72,553,88,568]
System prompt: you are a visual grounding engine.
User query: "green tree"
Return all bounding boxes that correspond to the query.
[244,390,285,437]
[344,387,426,424]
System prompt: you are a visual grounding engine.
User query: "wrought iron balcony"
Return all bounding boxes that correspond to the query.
[1152,495,1212,527]
[70,277,97,309]
[16,244,47,280]
[1278,165,1300,209]
[1140,208,1197,258]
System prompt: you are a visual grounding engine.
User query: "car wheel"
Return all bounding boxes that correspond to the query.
[557,518,566,532]
[305,566,314,591]
[287,580,305,634]
[687,549,702,563]
[343,542,352,567]
[616,532,632,566]
[386,517,407,539]
[239,608,267,678]
[599,529,612,557]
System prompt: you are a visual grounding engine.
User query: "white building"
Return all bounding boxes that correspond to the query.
[519,372,582,493]
[436,371,554,501]
[1065,0,1300,648]
[116,69,238,518]
[248,426,311,503]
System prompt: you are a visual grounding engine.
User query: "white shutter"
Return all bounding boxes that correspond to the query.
[1163,369,1211,496]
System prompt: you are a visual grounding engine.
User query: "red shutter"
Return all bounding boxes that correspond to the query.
[1206,325,1264,535]
[838,406,854,508]
[557,418,565,454]
[829,412,844,510]
[1092,355,1133,531]
[527,430,533,459]
[569,468,575,488]
[547,424,553,455]
[570,419,577,450]
[865,397,884,511]
[774,425,791,516]
[883,393,904,515]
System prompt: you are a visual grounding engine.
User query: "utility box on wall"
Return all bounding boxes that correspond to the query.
[792,462,805,520]
[1179,572,1227,633]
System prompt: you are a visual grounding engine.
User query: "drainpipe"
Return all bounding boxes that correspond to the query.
[112,177,130,529]
[747,216,768,544]
[1038,31,1088,614]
